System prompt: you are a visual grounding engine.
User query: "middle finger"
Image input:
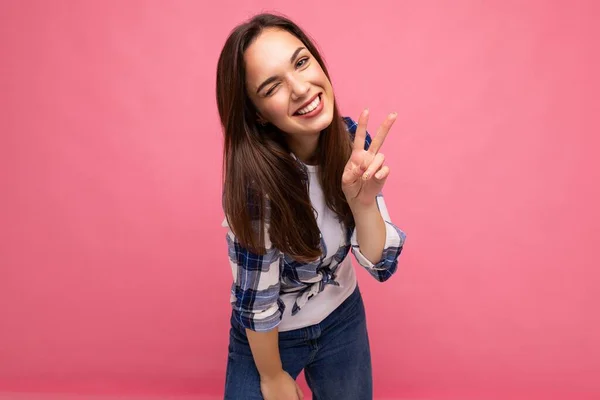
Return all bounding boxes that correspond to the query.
[368,112,397,154]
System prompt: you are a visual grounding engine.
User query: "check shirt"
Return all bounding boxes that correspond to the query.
[223,117,407,332]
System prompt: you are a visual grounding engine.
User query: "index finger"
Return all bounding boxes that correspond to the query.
[368,112,397,154]
[353,109,369,151]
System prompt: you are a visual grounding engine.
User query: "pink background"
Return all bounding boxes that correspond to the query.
[1,0,599,399]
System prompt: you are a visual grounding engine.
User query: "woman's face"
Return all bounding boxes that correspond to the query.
[244,28,335,138]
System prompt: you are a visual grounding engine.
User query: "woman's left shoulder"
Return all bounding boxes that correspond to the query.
[341,116,371,150]
[341,116,357,132]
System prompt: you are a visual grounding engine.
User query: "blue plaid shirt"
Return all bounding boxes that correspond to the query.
[222,117,407,332]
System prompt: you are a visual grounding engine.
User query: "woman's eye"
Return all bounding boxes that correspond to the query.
[266,83,280,96]
[296,57,309,68]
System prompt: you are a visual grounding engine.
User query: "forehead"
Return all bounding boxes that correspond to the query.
[244,28,305,85]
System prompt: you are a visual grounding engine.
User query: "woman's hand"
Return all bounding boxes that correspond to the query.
[342,109,397,208]
[260,370,304,400]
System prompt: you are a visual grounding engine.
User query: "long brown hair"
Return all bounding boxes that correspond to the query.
[216,13,353,262]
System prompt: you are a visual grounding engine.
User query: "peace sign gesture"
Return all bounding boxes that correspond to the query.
[342,109,397,207]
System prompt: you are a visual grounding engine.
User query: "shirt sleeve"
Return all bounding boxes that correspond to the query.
[222,216,284,332]
[350,193,407,282]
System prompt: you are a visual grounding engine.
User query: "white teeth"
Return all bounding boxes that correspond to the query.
[297,95,320,115]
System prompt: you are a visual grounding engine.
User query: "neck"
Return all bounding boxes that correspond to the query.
[287,133,321,165]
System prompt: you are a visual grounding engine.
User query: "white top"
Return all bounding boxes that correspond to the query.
[222,157,406,333]
[278,164,357,332]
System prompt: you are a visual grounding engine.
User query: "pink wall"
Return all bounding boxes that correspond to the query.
[1,0,599,399]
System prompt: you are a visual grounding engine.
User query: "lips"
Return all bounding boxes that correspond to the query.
[293,93,321,115]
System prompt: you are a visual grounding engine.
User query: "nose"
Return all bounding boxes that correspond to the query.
[289,75,310,101]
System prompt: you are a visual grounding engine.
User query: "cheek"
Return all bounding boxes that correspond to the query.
[310,67,333,96]
[262,97,290,120]
[311,63,329,82]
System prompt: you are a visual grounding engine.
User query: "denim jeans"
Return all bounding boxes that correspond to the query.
[224,284,373,399]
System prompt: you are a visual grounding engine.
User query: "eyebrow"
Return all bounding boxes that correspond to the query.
[255,46,306,95]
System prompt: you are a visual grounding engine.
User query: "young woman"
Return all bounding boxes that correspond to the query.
[216,12,407,400]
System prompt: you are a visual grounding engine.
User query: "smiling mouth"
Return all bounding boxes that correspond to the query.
[293,93,322,116]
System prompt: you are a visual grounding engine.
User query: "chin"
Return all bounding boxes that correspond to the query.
[317,109,335,131]
[293,115,332,135]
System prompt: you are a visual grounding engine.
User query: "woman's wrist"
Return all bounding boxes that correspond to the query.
[348,196,378,217]
[260,368,286,382]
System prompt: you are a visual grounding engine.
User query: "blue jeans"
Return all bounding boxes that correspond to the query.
[224,284,373,399]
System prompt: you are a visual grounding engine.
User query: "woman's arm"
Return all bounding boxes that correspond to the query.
[223,216,303,398]
[350,193,406,282]
[349,200,386,264]
[246,327,283,378]
[246,328,303,398]
[342,112,406,281]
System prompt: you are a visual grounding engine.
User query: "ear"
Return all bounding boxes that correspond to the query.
[256,112,268,126]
